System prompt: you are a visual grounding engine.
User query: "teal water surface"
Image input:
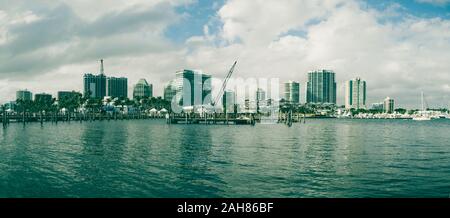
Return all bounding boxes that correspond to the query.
[0,119,449,197]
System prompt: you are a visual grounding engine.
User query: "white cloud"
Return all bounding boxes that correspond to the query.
[217,0,345,45]
[0,0,192,102]
[186,0,450,108]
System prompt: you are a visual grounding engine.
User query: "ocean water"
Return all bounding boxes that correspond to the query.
[0,119,449,198]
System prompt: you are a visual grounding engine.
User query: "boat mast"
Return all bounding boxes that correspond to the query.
[421,91,424,112]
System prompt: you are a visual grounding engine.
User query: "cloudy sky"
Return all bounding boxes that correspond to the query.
[0,0,449,108]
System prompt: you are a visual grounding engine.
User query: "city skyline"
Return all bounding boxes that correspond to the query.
[0,62,443,110]
[0,0,449,108]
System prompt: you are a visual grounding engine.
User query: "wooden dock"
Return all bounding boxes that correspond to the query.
[167,116,256,125]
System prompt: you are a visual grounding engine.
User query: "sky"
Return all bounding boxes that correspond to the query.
[0,0,449,108]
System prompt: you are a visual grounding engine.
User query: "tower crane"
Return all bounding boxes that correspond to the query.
[212,61,237,107]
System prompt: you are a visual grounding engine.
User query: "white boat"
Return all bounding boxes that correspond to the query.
[413,92,432,121]
[413,116,431,121]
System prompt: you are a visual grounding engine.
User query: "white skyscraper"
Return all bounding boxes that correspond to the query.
[384,97,395,114]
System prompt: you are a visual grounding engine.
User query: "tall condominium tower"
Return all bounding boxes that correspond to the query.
[306,70,337,104]
[107,76,128,98]
[384,97,395,114]
[84,60,107,98]
[222,90,236,114]
[345,77,367,110]
[284,81,300,104]
[174,69,212,106]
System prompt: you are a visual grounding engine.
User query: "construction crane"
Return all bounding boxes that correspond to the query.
[212,61,237,107]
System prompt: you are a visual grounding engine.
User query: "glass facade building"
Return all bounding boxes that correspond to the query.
[164,79,177,102]
[34,93,53,103]
[16,90,33,101]
[306,70,337,104]
[345,77,366,110]
[284,81,300,104]
[83,73,107,98]
[107,77,128,98]
[133,79,153,99]
[222,90,236,114]
[174,70,212,106]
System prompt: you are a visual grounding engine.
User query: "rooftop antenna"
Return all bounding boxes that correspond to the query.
[100,59,104,75]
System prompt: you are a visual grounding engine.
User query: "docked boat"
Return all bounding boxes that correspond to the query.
[412,116,431,121]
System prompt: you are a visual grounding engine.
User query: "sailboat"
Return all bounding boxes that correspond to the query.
[413,92,431,121]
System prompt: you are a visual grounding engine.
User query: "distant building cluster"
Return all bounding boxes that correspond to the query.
[82,59,152,101]
[4,59,401,114]
[83,60,129,99]
[282,70,395,113]
[4,60,155,113]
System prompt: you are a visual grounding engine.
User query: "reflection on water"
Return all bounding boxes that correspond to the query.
[0,119,450,197]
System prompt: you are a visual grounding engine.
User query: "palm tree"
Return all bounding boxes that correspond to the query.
[34,97,54,124]
[59,92,82,121]
[15,99,33,125]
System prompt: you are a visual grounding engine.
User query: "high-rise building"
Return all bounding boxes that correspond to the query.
[107,77,128,98]
[133,79,153,99]
[284,81,300,104]
[83,60,127,99]
[57,91,82,101]
[164,79,177,102]
[84,73,107,98]
[306,70,337,104]
[345,77,366,110]
[384,97,395,113]
[174,69,212,106]
[223,90,236,113]
[84,60,107,99]
[16,89,32,101]
[34,93,53,103]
